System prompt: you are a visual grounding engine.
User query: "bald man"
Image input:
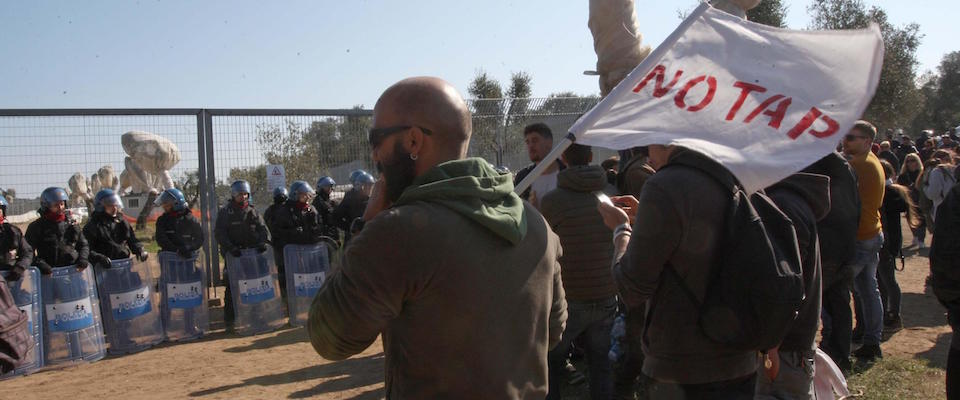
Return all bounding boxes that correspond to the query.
[308,77,567,399]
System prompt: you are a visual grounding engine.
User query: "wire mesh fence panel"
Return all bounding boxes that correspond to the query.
[466,97,601,172]
[208,112,374,208]
[0,113,201,218]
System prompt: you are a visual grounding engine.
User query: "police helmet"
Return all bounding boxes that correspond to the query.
[289,181,316,198]
[316,176,336,189]
[94,189,122,213]
[155,188,188,211]
[230,180,251,197]
[0,195,7,214]
[272,187,289,204]
[354,171,375,186]
[40,187,69,210]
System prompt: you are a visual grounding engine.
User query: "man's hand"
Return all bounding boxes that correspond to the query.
[598,200,630,230]
[611,196,639,225]
[362,175,390,222]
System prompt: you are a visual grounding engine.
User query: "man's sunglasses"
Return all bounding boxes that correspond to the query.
[368,125,432,148]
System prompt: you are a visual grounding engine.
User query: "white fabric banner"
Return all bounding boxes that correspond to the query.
[571,3,884,193]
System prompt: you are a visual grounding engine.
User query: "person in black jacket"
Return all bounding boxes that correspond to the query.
[24,187,90,274]
[0,195,33,281]
[331,171,374,243]
[311,176,339,238]
[878,160,919,332]
[263,186,289,278]
[760,173,831,398]
[802,152,861,373]
[83,189,148,268]
[272,181,324,298]
[154,188,203,258]
[214,180,269,329]
[931,179,960,398]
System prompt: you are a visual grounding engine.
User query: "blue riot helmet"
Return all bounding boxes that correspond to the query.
[93,189,122,213]
[348,170,365,185]
[316,176,336,189]
[272,187,289,204]
[40,187,69,211]
[155,188,188,211]
[0,195,7,214]
[356,171,375,185]
[230,180,251,197]
[289,181,316,203]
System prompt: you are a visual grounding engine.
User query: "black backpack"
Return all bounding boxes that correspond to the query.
[665,155,805,352]
[0,275,33,374]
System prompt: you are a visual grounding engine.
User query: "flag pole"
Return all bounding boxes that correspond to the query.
[515,2,712,195]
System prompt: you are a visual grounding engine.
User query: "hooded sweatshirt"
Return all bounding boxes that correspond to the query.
[540,165,617,301]
[308,158,566,400]
[767,173,831,351]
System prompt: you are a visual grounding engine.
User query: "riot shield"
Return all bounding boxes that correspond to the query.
[96,258,164,354]
[1,267,43,377]
[226,247,285,335]
[41,265,106,366]
[158,251,209,341]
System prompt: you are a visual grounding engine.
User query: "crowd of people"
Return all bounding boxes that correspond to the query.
[2,76,959,399]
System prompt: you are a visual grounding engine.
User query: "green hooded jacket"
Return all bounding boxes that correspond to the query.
[394,157,528,245]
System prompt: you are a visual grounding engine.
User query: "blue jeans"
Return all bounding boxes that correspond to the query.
[849,234,884,346]
[547,296,616,400]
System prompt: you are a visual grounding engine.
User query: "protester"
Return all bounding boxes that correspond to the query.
[83,189,148,268]
[803,152,860,373]
[214,180,269,330]
[331,170,374,243]
[154,188,204,258]
[514,122,566,208]
[930,178,960,399]
[539,143,616,400]
[616,146,656,200]
[878,160,919,333]
[24,187,90,274]
[899,153,927,248]
[759,172,830,399]
[601,156,620,187]
[841,120,886,362]
[924,150,957,223]
[879,141,901,172]
[597,145,758,399]
[308,77,567,398]
[0,195,33,281]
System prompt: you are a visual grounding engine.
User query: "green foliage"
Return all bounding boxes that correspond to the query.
[468,70,503,99]
[808,0,924,131]
[746,0,788,28]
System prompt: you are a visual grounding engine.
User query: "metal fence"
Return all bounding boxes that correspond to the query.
[0,97,600,290]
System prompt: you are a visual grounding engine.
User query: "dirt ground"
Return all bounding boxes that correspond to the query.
[2,221,951,399]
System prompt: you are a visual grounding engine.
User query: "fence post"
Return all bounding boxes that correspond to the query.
[195,109,214,299]
[203,111,221,286]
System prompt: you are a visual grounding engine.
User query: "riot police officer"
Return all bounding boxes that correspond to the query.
[311,176,338,236]
[0,195,33,281]
[25,187,90,274]
[332,170,374,243]
[214,180,269,330]
[83,189,148,267]
[154,188,203,258]
[272,181,324,298]
[263,186,289,281]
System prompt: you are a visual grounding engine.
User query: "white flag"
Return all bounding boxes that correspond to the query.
[571,3,884,193]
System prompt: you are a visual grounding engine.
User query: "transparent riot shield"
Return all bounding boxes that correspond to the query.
[95,258,164,354]
[1,267,43,378]
[158,251,208,341]
[41,265,106,366]
[283,243,331,327]
[226,247,285,335]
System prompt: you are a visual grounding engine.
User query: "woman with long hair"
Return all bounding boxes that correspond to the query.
[879,160,921,331]
[899,153,925,247]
